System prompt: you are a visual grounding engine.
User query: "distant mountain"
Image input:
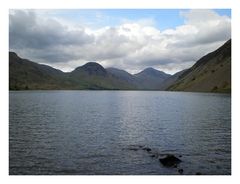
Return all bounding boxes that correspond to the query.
[134,67,171,89]
[72,62,107,76]
[68,62,135,90]
[106,67,140,88]
[108,67,171,90]
[167,39,231,93]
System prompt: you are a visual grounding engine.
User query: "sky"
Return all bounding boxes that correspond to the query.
[9,9,231,74]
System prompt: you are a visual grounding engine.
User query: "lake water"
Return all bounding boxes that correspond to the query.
[9,91,231,175]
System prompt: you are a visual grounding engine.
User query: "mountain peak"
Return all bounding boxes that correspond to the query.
[143,67,159,73]
[136,67,171,78]
[82,62,104,68]
[144,67,155,70]
[74,62,107,76]
[9,51,19,59]
[133,67,171,89]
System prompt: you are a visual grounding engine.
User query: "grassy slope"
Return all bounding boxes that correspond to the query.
[9,52,70,90]
[167,40,231,93]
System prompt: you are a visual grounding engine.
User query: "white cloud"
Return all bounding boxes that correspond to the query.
[9,9,231,74]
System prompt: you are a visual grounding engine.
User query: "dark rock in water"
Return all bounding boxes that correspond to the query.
[179,155,182,158]
[143,147,151,152]
[159,155,182,167]
[196,172,202,175]
[150,154,156,158]
[129,148,138,151]
[178,169,183,174]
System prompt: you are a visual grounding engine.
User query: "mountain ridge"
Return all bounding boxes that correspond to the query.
[134,67,171,89]
[9,52,170,90]
[9,39,231,92]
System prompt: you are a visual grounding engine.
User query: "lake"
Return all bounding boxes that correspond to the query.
[9,91,231,175]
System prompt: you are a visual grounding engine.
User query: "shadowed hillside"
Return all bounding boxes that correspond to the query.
[9,52,69,90]
[134,67,171,90]
[167,40,231,93]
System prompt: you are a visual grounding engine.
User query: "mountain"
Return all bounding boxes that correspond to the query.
[108,67,172,89]
[167,39,231,93]
[9,52,137,90]
[159,69,188,90]
[72,62,107,76]
[68,62,136,90]
[106,67,140,88]
[9,39,231,93]
[9,52,69,90]
[9,52,171,90]
[134,67,171,89]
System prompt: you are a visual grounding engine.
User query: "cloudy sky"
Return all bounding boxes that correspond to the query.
[9,9,231,74]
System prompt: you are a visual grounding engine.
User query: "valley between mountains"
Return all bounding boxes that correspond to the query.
[9,39,231,93]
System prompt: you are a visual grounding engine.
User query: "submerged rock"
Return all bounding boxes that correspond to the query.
[159,154,182,167]
[178,169,183,174]
[127,145,143,151]
[128,148,138,151]
[143,147,152,152]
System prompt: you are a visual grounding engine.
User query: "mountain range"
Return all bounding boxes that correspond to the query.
[9,39,231,92]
